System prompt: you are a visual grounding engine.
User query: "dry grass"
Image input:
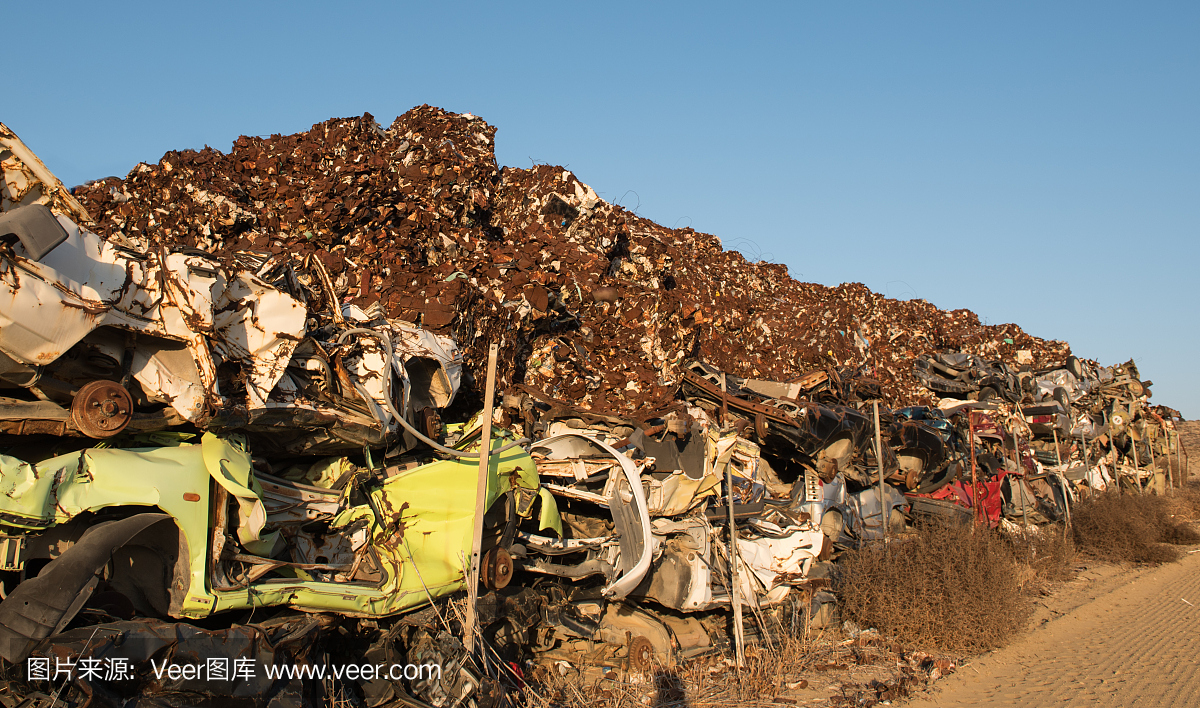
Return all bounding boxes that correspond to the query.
[524,629,938,708]
[1166,483,1200,521]
[526,633,826,708]
[1009,526,1077,591]
[834,520,1072,653]
[1071,490,1200,564]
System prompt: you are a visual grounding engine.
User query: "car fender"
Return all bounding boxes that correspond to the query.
[0,512,175,664]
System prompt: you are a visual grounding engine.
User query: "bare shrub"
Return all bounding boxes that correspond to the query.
[835,521,1032,653]
[1070,491,1196,563]
[1166,483,1200,521]
[1009,526,1076,591]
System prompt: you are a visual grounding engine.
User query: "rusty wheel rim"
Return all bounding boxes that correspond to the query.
[71,380,133,438]
[481,547,513,591]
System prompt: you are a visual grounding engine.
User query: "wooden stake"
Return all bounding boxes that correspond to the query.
[1166,430,1174,488]
[1078,428,1090,479]
[722,372,745,668]
[1132,427,1143,494]
[465,343,499,656]
[1176,430,1184,487]
[1012,407,1028,529]
[1172,431,1178,486]
[1179,430,1186,485]
[873,401,887,540]
[969,411,979,526]
[1105,411,1117,472]
[1150,432,1159,493]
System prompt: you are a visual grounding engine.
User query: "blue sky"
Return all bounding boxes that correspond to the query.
[7,1,1197,416]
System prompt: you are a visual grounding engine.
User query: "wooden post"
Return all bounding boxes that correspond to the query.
[1182,431,1189,486]
[720,372,729,426]
[1132,428,1143,494]
[1176,430,1184,487]
[969,411,979,526]
[721,371,745,668]
[725,460,746,668]
[1012,407,1029,529]
[873,401,887,540]
[465,343,499,656]
[1105,411,1117,472]
[1150,431,1159,493]
[1169,431,1177,488]
[1167,430,1175,488]
[1078,428,1090,475]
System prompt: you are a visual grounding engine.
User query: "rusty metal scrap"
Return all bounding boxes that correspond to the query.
[68,107,1072,418]
[0,109,1183,708]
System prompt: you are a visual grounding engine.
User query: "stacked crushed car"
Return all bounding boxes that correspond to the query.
[0,116,1188,708]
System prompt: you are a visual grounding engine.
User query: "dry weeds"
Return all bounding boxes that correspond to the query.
[524,629,943,708]
[834,520,1072,653]
[527,635,819,708]
[1166,482,1200,521]
[1071,490,1200,563]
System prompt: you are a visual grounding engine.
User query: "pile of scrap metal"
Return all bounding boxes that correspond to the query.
[1020,357,1181,496]
[0,124,579,707]
[0,120,941,708]
[0,120,1189,708]
[0,163,467,457]
[67,107,1077,419]
[913,351,1022,403]
[905,349,1185,525]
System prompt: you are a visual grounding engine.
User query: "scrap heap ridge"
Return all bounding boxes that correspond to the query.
[74,106,1070,414]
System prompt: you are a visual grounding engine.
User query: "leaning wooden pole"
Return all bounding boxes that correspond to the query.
[1168,430,1176,488]
[1132,428,1143,494]
[1012,406,1029,529]
[1150,433,1159,493]
[1177,431,1185,487]
[722,372,746,668]
[873,401,887,540]
[465,343,499,656]
[969,411,979,526]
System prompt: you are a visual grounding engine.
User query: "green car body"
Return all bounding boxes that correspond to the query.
[0,428,561,620]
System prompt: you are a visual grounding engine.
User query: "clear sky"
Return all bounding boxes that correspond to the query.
[7,1,1197,416]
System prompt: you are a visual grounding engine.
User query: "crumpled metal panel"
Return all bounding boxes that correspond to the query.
[0,122,92,224]
[210,272,307,408]
[0,216,125,366]
[0,513,173,663]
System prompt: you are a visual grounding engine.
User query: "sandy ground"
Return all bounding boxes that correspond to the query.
[901,548,1200,707]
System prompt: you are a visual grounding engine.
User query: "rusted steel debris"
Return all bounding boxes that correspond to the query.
[66,107,1073,415]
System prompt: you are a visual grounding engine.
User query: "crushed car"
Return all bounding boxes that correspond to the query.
[0,424,560,664]
[913,351,1022,403]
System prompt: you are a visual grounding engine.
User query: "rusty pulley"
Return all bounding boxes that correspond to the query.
[627,635,655,670]
[481,547,513,591]
[71,380,133,438]
[754,412,769,442]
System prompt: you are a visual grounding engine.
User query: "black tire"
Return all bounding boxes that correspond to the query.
[911,462,957,495]
[906,496,973,524]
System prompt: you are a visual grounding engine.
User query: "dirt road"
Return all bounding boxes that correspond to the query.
[903,549,1200,707]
